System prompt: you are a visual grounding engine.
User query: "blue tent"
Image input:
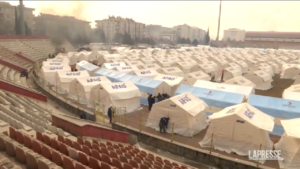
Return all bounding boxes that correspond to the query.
[175,84,244,114]
[248,94,300,119]
[248,94,300,136]
[118,75,164,105]
[78,62,100,75]
[94,68,114,77]
[94,68,126,82]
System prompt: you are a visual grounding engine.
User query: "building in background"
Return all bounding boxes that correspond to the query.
[223,28,246,41]
[173,24,206,43]
[34,14,92,44]
[95,16,146,43]
[145,25,162,40]
[245,31,300,42]
[0,1,34,35]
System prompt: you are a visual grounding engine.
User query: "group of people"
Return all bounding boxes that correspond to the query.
[48,54,56,58]
[147,93,170,111]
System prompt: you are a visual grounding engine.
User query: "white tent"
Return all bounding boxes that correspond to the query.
[154,74,184,95]
[235,60,249,74]
[141,57,156,64]
[125,60,145,69]
[134,69,158,78]
[223,76,256,88]
[199,103,274,162]
[280,64,300,79]
[41,66,71,85]
[143,63,161,70]
[55,70,90,94]
[274,118,300,169]
[69,76,111,104]
[146,92,208,137]
[176,62,194,73]
[158,67,185,77]
[115,65,139,74]
[182,71,211,85]
[69,53,79,65]
[282,84,300,101]
[192,64,217,75]
[157,59,174,67]
[244,70,272,90]
[89,81,141,113]
[102,62,126,69]
[218,67,242,81]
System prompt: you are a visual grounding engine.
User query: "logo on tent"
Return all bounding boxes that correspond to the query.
[216,86,225,90]
[283,102,295,108]
[162,76,176,80]
[111,84,127,89]
[170,104,176,107]
[141,71,151,74]
[50,66,63,70]
[204,90,212,95]
[66,72,81,76]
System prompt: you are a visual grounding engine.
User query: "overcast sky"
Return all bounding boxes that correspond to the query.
[5,1,300,39]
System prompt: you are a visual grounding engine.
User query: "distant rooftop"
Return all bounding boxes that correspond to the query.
[246,31,300,39]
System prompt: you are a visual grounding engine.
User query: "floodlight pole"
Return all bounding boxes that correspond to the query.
[216,0,222,41]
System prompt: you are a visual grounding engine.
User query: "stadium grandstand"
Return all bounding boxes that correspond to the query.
[0,36,203,169]
[212,31,300,50]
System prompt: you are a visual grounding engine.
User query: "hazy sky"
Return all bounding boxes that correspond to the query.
[5,1,300,39]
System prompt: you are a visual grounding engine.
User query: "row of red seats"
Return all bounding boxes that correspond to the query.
[9,126,117,169]
[74,137,189,169]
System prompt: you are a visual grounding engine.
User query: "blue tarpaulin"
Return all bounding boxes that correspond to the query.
[175,84,244,108]
[248,94,300,119]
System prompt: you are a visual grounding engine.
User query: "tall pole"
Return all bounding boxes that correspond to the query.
[216,0,222,41]
[19,0,25,35]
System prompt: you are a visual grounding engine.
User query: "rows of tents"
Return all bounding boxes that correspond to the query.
[40,50,300,168]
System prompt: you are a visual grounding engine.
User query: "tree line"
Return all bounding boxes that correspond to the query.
[95,28,211,46]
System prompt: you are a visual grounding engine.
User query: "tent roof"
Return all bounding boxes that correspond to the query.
[94,68,114,76]
[154,74,183,86]
[281,118,300,139]
[103,62,126,69]
[176,84,244,108]
[224,76,256,87]
[134,69,158,77]
[248,94,300,119]
[101,81,141,100]
[169,92,208,116]
[194,80,254,98]
[57,70,90,82]
[209,103,274,131]
[118,74,163,94]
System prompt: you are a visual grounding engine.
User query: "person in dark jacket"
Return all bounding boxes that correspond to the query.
[148,94,153,111]
[48,54,51,58]
[159,117,170,133]
[156,93,163,102]
[107,106,113,123]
